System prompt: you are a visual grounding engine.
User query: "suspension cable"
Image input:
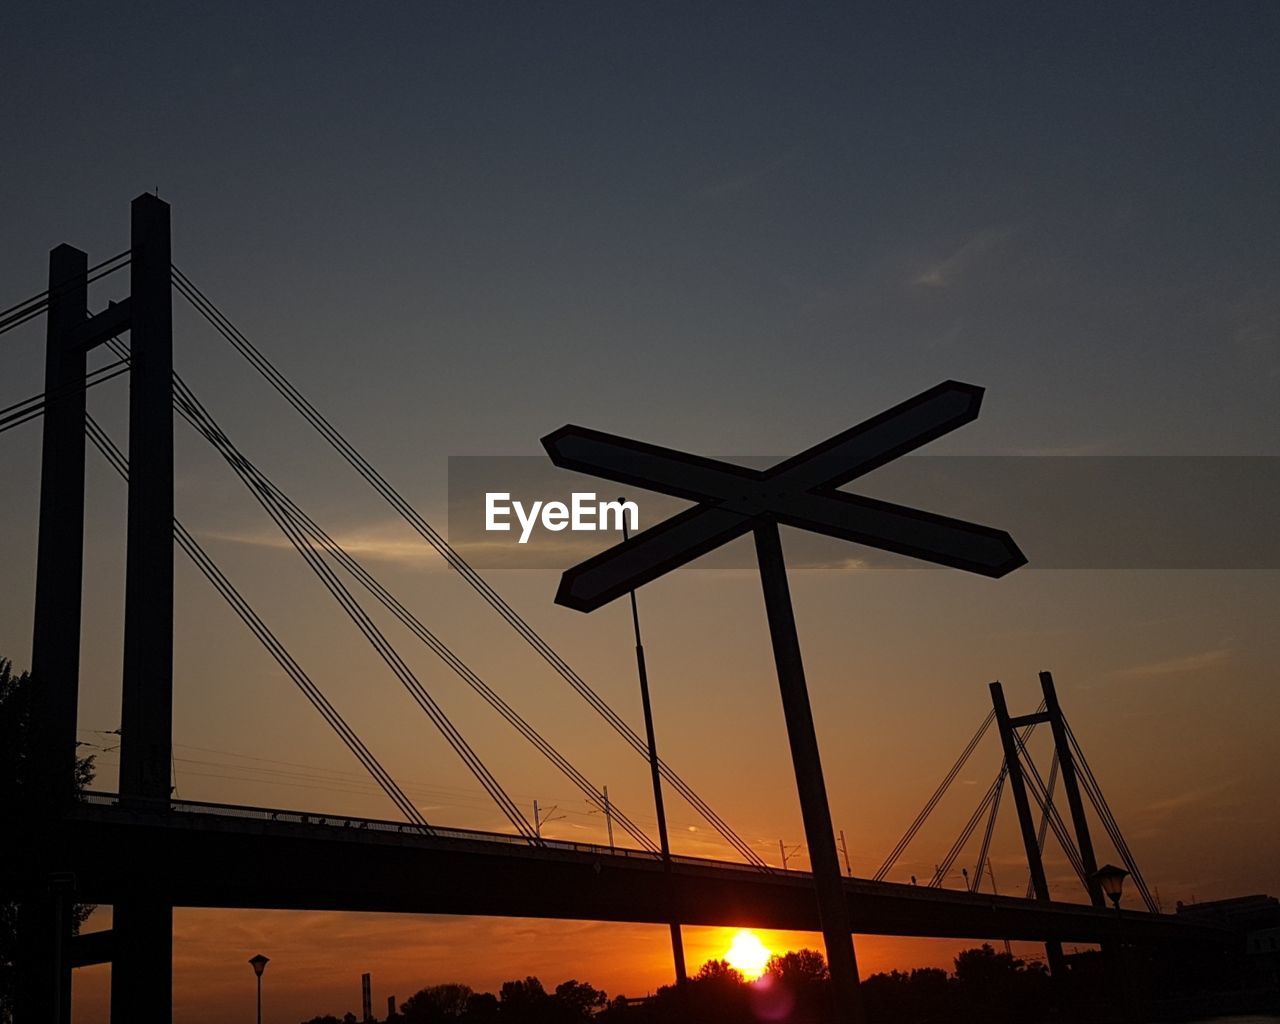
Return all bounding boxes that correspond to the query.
[969,765,1005,892]
[929,771,1002,887]
[874,709,995,881]
[105,339,537,841]
[1025,749,1059,899]
[84,413,430,830]
[1013,729,1088,887]
[170,265,767,868]
[175,386,537,839]
[0,359,130,435]
[926,701,1046,887]
[235,472,659,850]
[0,251,130,338]
[1064,718,1159,912]
[106,338,656,851]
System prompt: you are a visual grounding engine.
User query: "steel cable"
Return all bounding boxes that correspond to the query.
[170,265,767,868]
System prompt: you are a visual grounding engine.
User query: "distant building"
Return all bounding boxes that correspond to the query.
[1178,894,1280,987]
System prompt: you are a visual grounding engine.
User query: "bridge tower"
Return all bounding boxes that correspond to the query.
[989,680,1067,977]
[19,193,175,1022]
[991,671,1109,977]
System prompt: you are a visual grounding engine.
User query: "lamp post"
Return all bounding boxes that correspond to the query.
[1092,864,1129,913]
[1092,864,1131,1012]
[249,954,269,1024]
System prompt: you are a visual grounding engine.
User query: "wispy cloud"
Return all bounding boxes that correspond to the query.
[202,522,446,567]
[992,440,1120,457]
[1230,284,1280,378]
[1124,781,1243,842]
[1105,647,1233,682]
[694,153,796,201]
[914,226,1016,289]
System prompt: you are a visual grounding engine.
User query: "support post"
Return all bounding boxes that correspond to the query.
[112,192,174,1021]
[990,681,1066,977]
[623,516,688,985]
[755,522,865,1023]
[17,244,89,1024]
[603,784,615,851]
[1040,671,1104,908]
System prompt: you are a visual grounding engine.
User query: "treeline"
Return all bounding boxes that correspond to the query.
[302,943,1055,1024]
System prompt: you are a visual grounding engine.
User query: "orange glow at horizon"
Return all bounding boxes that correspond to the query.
[724,929,773,980]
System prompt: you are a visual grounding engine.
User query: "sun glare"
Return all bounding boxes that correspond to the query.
[724,929,772,980]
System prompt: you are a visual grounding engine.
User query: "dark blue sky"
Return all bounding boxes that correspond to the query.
[4,2,1278,468]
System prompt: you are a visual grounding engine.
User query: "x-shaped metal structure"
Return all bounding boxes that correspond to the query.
[545,380,1024,612]
[542,380,1025,1023]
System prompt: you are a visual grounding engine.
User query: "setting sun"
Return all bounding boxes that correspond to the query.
[724,929,773,980]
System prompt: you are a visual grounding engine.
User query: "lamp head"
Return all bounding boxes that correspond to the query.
[1092,864,1129,908]
[249,954,270,977]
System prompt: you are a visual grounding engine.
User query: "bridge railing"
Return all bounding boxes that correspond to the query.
[77,791,782,875]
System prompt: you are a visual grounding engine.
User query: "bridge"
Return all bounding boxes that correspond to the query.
[0,195,1233,1022]
[33,793,1225,950]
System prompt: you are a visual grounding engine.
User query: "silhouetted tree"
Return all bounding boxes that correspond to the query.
[552,980,607,1021]
[862,966,952,1023]
[679,959,752,1022]
[499,976,549,1020]
[462,991,499,1021]
[693,959,743,986]
[401,983,474,1021]
[952,943,1049,1023]
[760,948,828,1021]
[954,943,1022,987]
[0,658,96,1024]
[765,948,828,986]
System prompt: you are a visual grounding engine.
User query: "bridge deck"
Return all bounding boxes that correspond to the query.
[7,793,1230,947]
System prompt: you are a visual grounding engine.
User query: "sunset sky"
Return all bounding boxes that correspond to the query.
[2,3,1279,1021]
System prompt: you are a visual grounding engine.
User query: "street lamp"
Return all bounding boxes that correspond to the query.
[249,954,270,1024]
[1092,864,1129,911]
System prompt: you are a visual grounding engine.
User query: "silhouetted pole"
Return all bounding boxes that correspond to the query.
[603,785,615,851]
[119,193,175,804]
[17,243,88,1024]
[249,955,269,1024]
[984,862,1015,957]
[622,516,688,986]
[990,681,1066,978]
[1040,671,1104,908]
[113,193,175,1021]
[755,522,865,1022]
[30,244,88,808]
[839,830,853,877]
